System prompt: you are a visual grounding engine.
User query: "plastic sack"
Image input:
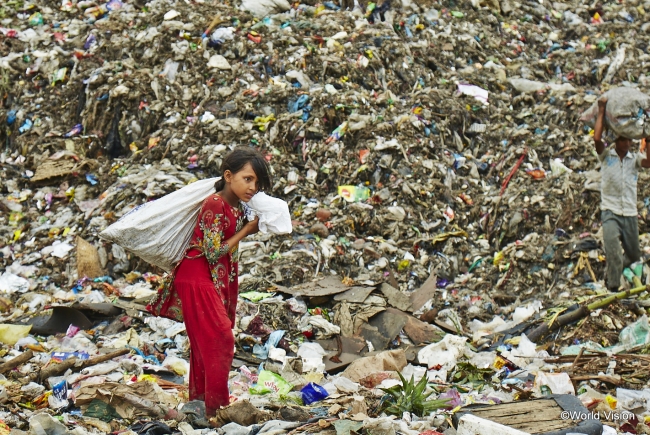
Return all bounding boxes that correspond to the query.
[246,192,292,235]
[300,382,329,405]
[99,178,219,271]
[249,370,293,396]
[580,87,650,139]
[241,0,291,17]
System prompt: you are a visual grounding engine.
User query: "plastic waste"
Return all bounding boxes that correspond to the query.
[253,330,285,360]
[0,324,32,346]
[297,342,328,373]
[338,185,371,203]
[616,388,650,413]
[249,370,293,396]
[0,273,30,294]
[535,372,575,395]
[300,382,329,405]
[246,193,293,235]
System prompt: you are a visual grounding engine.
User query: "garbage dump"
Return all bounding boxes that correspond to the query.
[5,0,650,433]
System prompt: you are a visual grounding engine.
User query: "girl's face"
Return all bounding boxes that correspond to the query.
[224,163,259,202]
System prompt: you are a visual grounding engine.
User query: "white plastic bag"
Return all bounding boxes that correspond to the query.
[99,178,219,271]
[246,192,292,235]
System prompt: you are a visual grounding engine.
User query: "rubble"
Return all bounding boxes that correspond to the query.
[5,0,650,433]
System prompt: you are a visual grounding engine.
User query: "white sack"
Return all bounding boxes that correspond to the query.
[247,192,292,235]
[99,178,219,271]
[241,0,291,17]
[580,87,650,139]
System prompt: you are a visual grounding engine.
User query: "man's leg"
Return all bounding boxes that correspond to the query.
[620,215,642,268]
[602,210,624,290]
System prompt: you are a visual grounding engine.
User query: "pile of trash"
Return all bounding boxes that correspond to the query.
[5,0,650,433]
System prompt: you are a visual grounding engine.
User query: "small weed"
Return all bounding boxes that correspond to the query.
[380,372,451,417]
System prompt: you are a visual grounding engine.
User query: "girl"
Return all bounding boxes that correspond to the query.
[148,147,272,415]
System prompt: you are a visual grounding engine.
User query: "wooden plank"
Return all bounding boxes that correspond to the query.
[490,414,558,426]
[469,400,561,417]
[471,409,558,420]
[473,409,564,425]
[471,406,557,418]
[517,421,575,434]
[459,399,588,435]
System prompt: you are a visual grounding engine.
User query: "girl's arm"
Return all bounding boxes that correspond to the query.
[199,198,259,263]
[222,218,259,252]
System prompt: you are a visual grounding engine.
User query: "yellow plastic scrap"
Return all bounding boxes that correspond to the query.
[605,395,617,410]
[0,324,32,346]
[253,114,276,132]
[397,260,411,271]
[137,374,158,383]
[130,142,143,154]
[493,251,505,266]
[430,230,468,244]
[504,336,521,346]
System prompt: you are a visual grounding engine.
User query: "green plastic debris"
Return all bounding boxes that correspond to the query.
[83,399,121,422]
[239,291,275,302]
[249,370,293,396]
[29,12,43,26]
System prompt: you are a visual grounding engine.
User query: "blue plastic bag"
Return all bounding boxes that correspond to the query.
[300,382,329,405]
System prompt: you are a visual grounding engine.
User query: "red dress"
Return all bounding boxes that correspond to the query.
[148,194,243,413]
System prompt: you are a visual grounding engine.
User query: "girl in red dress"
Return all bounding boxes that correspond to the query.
[148,147,272,415]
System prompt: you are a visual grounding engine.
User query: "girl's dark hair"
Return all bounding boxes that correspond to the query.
[214,147,273,192]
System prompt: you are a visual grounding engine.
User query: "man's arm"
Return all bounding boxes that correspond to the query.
[594,97,607,155]
[642,138,650,168]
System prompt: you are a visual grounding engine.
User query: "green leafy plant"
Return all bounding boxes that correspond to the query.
[451,361,496,388]
[380,372,451,417]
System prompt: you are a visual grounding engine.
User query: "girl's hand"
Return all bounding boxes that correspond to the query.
[244,216,260,236]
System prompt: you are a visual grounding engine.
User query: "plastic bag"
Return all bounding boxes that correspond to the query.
[580,87,650,139]
[249,370,293,396]
[246,192,292,235]
[99,178,219,271]
[616,388,650,412]
[534,372,575,395]
[618,315,650,349]
[0,324,32,345]
[300,382,329,405]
